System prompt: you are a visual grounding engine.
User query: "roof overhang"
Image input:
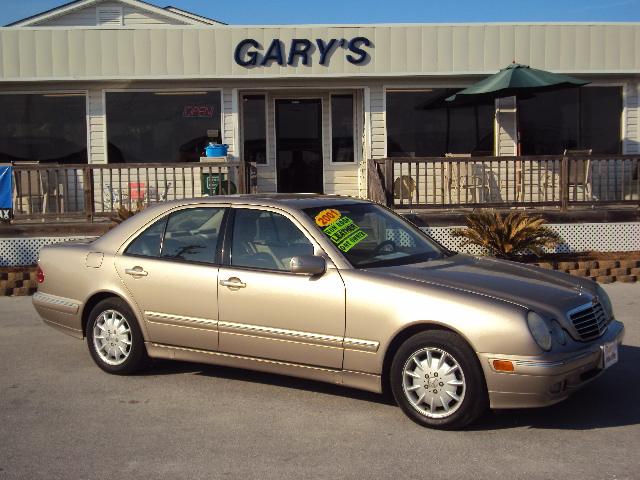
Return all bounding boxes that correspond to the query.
[6,0,223,27]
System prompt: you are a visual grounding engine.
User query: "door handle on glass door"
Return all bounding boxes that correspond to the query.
[219,278,246,288]
[125,267,148,277]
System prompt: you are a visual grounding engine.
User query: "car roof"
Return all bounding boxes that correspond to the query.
[92,194,371,252]
[161,194,370,209]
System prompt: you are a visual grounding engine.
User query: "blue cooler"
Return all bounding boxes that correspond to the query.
[205,143,228,157]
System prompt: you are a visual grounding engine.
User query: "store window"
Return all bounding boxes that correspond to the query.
[242,95,267,164]
[105,91,222,163]
[0,93,87,164]
[331,94,355,162]
[386,89,494,157]
[519,87,622,155]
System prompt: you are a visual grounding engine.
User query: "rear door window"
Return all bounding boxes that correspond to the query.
[160,207,225,264]
[124,218,167,258]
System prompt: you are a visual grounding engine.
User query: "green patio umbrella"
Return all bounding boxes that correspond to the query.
[445,63,589,103]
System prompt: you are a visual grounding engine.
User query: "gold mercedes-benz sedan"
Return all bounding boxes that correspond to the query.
[33,195,624,429]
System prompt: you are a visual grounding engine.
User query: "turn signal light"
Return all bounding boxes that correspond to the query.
[493,360,515,372]
[36,266,45,284]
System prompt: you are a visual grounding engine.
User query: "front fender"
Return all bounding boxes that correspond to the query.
[340,269,537,375]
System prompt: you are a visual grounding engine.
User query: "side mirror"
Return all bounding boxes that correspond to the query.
[290,255,326,276]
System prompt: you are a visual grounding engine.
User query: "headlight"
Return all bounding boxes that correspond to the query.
[550,320,567,346]
[596,284,614,319]
[527,311,552,351]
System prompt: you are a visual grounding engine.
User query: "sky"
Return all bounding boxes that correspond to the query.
[1,0,639,26]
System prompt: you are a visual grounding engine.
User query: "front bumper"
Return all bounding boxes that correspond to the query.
[479,320,625,409]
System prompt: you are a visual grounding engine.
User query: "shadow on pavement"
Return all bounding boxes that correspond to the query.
[475,344,640,430]
[142,344,640,430]
[145,358,395,406]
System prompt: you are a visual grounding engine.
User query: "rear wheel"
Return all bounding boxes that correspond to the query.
[86,297,148,375]
[390,330,487,430]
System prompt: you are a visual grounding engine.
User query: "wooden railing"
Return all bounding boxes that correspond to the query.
[369,154,640,210]
[10,161,252,222]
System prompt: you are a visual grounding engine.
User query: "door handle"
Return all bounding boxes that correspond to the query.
[125,267,148,277]
[219,277,246,289]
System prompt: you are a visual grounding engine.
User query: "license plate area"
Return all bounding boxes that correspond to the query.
[601,341,619,369]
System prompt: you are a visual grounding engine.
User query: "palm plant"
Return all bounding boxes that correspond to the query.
[451,210,560,259]
[110,200,146,225]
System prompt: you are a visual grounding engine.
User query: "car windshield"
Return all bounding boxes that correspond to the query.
[303,203,447,268]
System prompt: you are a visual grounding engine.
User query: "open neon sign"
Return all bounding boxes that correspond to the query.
[183,105,215,118]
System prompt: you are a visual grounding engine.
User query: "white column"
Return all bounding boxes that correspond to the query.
[495,96,517,156]
[623,80,639,154]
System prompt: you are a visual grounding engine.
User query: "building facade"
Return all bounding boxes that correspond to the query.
[1,0,639,199]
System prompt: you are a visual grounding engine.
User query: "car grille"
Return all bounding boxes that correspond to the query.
[569,302,609,340]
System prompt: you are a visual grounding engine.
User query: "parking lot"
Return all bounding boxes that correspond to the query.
[1,284,639,479]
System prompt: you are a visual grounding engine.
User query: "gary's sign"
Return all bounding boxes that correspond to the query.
[234,37,372,67]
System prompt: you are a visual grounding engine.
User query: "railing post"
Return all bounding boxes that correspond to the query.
[238,160,247,194]
[560,155,569,211]
[384,158,394,207]
[83,166,94,222]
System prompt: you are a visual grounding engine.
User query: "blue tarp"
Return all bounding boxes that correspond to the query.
[0,166,13,209]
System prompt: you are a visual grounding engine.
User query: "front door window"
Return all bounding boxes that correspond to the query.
[230,208,314,271]
[275,99,323,193]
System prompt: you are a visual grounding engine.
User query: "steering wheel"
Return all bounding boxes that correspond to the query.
[374,240,397,255]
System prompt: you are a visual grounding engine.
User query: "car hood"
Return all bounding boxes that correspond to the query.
[371,254,595,315]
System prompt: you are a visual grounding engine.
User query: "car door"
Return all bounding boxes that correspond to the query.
[217,206,346,369]
[114,206,227,351]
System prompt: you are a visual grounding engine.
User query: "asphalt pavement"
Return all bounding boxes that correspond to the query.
[1,284,639,479]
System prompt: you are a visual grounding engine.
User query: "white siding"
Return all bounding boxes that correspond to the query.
[496,96,517,156]
[33,2,188,27]
[2,24,639,82]
[370,84,385,159]
[88,87,106,163]
[623,80,640,154]
[123,6,186,26]
[35,6,98,26]
[222,88,236,158]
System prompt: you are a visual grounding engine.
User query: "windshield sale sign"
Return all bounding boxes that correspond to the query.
[0,165,12,221]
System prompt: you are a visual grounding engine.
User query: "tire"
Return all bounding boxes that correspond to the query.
[390,330,488,430]
[85,297,149,375]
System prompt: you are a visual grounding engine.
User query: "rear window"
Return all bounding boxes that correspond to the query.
[160,208,225,264]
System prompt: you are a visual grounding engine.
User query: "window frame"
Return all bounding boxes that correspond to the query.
[383,85,496,158]
[0,90,90,164]
[223,205,322,274]
[103,88,224,163]
[517,84,624,155]
[121,206,229,266]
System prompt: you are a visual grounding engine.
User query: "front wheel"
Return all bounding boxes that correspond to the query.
[390,330,487,430]
[86,297,148,375]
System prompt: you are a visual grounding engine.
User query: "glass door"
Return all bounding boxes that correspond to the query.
[275,98,323,193]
